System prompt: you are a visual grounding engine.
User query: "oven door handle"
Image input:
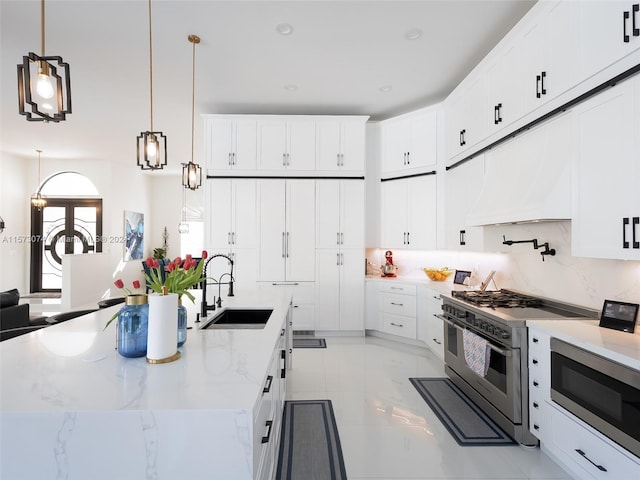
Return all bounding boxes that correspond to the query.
[440,316,512,357]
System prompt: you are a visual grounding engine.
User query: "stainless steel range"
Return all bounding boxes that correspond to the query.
[439,289,597,446]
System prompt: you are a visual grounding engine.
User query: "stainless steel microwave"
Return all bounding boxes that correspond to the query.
[550,338,640,457]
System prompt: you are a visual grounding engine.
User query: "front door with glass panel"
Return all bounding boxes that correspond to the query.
[30,199,103,292]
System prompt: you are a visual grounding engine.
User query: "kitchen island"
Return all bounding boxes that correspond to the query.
[0,289,292,480]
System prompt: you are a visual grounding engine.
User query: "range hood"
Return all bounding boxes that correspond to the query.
[466,113,573,227]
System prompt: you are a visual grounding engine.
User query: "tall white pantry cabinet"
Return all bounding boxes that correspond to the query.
[204,114,368,332]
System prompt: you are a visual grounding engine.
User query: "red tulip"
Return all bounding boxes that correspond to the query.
[132,280,141,289]
[152,259,160,268]
[201,250,208,259]
[145,257,154,268]
[114,279,124,289]
[185,254,192,262]
[167,261,175,272]
[183,260,193,270]
[174,257,182,267]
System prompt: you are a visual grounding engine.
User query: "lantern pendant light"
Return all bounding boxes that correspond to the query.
[181,34,202,190]
[31,150,47,210]
[137,0,167,170]
[17,0,72,122]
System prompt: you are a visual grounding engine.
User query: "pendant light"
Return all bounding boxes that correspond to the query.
[181,34,202,190]
[137,0,167,170]
[31,150,47,209]
[17,0,72,122]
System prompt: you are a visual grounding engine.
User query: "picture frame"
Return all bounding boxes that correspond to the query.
[123,210,144,261]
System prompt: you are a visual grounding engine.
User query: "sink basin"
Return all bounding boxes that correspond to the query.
[201,309,273,330]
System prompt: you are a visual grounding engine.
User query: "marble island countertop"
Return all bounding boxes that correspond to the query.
[0,289,292,480]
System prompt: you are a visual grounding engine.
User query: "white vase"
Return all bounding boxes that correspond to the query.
[146,292,180,363]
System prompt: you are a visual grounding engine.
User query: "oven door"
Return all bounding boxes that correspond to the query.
[442,316,522,423]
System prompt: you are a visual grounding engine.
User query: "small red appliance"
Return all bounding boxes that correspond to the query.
[381,250,398,277]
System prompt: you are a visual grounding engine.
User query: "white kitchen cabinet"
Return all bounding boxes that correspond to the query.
[446,73,488,163]
[521,1,581,114]
[424,289,444,362]
[364,281,380,331]
[315,250,364,331]
[444,155,485,251]
[258,282,315,332]
[316,117,367,173]
[528,327,551,443]
[257,179,316,281]
[316,180,365,249]
[486,40,525,136]
[573,75,640,260]
[381,109,438,176]
[581,1,640,82]
[257,118,316,171]
[205,117,257,171]
[378,282,417,340]
[380,175,437,250]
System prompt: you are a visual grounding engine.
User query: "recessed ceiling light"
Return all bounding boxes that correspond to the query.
[284,84,298,91]
[405,28,423,40]
[276,23,294,35]
[379,85,392,93]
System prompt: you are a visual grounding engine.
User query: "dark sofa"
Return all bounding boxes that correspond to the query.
[0,289,48,341]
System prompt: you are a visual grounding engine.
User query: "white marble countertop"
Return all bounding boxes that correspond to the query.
[1,289,292,412]
[527,319,640,370]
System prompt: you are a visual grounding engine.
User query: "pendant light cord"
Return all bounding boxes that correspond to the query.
[40,0,45,56]
[36,149,42,189]
[191,38,196,164]
[148,0,154,132]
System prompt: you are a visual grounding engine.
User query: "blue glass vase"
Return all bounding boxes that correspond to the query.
[177,300,187,347]
[117,295,149,358]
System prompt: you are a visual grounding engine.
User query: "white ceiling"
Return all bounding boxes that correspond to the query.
[1,0,536,172]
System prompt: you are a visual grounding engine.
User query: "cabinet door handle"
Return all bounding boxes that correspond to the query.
[337,153,340,167]
[461,129,466,146]
[403,232,407,245]
[536,74,541,98]
[283,153,287,166]
[406,151,410,165]
[272,282,299,286]
[533,381,539,387]
[623,217,630,248]
[459,130,463,146]
[533,424,539,431]
[406,231,410,245]
[228,152,232,165]
[533,402,539,409]
[228,232,232,245]
[390,322,403,327]
[634,4,640,36]
[540,71,546,95]
[532,359,538,365]
[459,229,466,246]
[575,449,607,472]
[337,232,340,245]
[403,152,407,165]
[337,253,340,266]
[624,10,631,42]
[286,232,290,258]
[263,375,273,393]
[262,420,273,443]
[282,232,286,257]
[390,302,404,307]
[633,217,639,249]
[433,338,442,345]
[340,232,344,245]
[497,103,503,123]
[231,232,235,245]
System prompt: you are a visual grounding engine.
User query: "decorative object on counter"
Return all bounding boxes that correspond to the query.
[479,270,496,291]
[365,259,381,276]
[105,279,143,330]
[423,267,453,281]
[598,299,639,333]
[116,294,149,358]
[147,286,180,363]
[381,250,398,277]
[501,235,555,261]
[144,251,208,347]
[453,269,472,285]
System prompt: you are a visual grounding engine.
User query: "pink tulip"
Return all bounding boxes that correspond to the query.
[145,257,154,268]
[174,257,182,267]
[152,259,159,268]
[132,280,141,289]
[185,254,192,262]
[114,279,124,289]
[201,250,208,259]
[167,262,175,272]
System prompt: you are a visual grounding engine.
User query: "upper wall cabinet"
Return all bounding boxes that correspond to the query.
[580,1,640,81]
[316,118,367,174]
[572,75,640,261]
[258,118,316,171]
[205,117,257,171]
[521,1,581,114]
[446,74,488,163]
[486,42,524,136]
[381,109,437,177]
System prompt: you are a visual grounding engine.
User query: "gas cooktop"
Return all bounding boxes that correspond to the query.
[451,289,542,308]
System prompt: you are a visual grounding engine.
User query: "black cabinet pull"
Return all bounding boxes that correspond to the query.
[406,151,410,165]
[407,232,410,245]
[497,103,502,123]
[459,229,466,246]
[633,217,639,249]
[541,71,547,95]
[532,359,538,365]
[624,10,631,42]
[533,402,539,409]
[575,449,607,472]
[634,4,640,36]
[533,424,539,431]
[533,381,539,387]
[459,129,466,146]
[536,74,541,98]
[623,217,630,248]
[433,338,442,345]
[263,375,273,394]
[532,337,539,343]
[261,420,273,443]
[494,105,500,125]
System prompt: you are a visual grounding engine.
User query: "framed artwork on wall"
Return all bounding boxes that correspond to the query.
[124,210,144,261]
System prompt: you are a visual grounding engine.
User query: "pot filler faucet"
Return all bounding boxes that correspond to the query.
[200,253,234,318]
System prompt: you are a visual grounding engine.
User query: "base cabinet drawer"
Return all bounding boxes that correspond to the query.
[378,282,416,296]
[550,404,640,480]
[380,293,416,317]
[381,312,417,339]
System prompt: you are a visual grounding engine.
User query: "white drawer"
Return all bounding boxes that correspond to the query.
[378,282,416,296]
[380,293,416,317]
[381,312,417,340]
[551,405,640,480]
[257,281,315,304]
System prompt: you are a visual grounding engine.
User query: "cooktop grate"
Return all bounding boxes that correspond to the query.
[451,289,543,309]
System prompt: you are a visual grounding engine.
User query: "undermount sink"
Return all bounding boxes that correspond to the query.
[201,309,273,330]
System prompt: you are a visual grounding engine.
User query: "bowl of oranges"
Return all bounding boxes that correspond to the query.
[423,267,453,281]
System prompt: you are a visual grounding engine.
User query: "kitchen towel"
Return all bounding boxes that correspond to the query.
[462,329,491,377]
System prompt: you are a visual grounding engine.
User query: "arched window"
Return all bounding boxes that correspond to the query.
[31,172,103,292]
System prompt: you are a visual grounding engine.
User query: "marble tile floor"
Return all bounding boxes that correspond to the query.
[286,336,572,480]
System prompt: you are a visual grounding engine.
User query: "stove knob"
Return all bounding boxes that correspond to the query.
[487,325,495,334]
